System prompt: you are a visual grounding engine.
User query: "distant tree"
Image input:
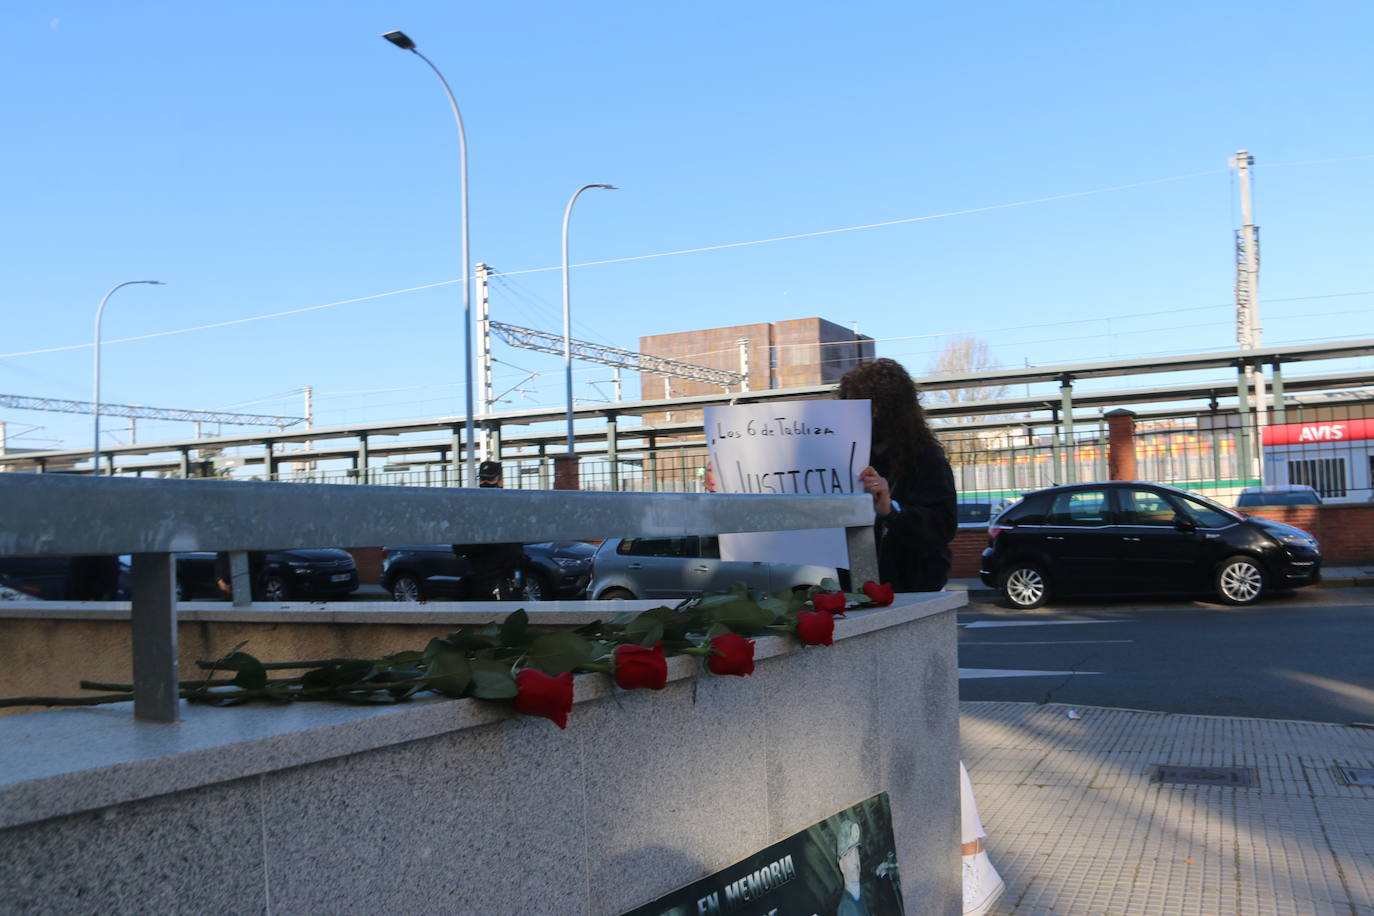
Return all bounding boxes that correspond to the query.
[925,336,1011,459]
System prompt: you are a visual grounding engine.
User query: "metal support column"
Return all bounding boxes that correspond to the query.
[1059,375,1076,484]
[1048,410,1061,486]
[1207,398,1222,486]
[450,426,463,486]
[264,442,276,481]
[648,433,659,491]
[131,552,178,722]
[229,551,252,608]
[1271,361,1286,425]
[357,434,370,484]
[178,448,191,479]
[1235,365,1254,484]
[607,413,619,491]
[538,444,550,490]
[488,421,502,465]
[844,524,879,591]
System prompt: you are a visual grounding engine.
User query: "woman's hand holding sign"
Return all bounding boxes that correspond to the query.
[858,466,895,518]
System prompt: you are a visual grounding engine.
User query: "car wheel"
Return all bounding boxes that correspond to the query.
[262,575,289,602]
[598,587,636,600]
[1216,556,1266,605]
[391,574,424,602]
[520,573,552,602]
[1001,562,1050,610]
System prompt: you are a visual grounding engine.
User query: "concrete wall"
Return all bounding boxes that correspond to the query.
[0,594,963,916]
[1,601,600,711]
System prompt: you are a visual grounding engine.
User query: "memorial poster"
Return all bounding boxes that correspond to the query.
[620,793,905,916]
[703,400,871,570]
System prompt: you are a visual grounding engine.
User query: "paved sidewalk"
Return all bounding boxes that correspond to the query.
[961,701,1374,915]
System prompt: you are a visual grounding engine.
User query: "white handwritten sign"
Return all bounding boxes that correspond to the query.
[705,400,871,568]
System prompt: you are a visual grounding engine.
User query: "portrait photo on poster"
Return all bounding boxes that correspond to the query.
[704,400,871,569]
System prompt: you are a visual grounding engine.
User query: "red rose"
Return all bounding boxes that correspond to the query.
[812,591,848,615]
[861,581,895,607]
[707,633,756,677]
[794,610,835,646]
[514,669,574,729]
[614,643,668,691]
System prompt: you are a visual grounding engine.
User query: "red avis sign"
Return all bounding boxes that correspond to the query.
[1262,419,1374,446]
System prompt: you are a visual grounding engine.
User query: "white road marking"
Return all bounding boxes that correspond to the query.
[959,668,1101,679]
[959,619,1132,629]
[960,639,1134,646]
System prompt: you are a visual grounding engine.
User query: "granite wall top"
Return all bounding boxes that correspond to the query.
[0,590,964,830]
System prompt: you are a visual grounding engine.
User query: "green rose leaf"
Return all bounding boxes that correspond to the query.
[818,577,841,593]
[624,615,665,647]
[468,659,518,699]
[499,609,530,647]
[525,632,595,675]
[708,597,773,634]
[218,651,268,691]
[376,650,425,670]
[425,648,473,698]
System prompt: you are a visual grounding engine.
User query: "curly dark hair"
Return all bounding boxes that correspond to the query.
[836,358,940,471]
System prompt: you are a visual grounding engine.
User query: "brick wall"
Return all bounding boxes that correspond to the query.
[950,530,987,578]
[1245,504,1374,564]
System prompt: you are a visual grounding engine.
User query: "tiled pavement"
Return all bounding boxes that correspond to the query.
[961,702,1374,915]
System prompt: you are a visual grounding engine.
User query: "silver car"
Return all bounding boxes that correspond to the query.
[587,535,837,600]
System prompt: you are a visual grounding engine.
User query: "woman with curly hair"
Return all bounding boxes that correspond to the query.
[838,358,958,591]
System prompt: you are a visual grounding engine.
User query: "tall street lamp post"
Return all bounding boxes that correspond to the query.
[92,280,164,475]
[561,184,617,475]
[381,29,477,487]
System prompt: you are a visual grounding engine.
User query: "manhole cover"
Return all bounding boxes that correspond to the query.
[1151,765,1255,787]
[1336,766,1374,787]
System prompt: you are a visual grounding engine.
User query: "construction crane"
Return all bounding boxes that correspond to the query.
[0,393,307,428]
[488,321,746,389]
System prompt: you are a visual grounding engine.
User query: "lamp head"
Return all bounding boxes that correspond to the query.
[594,184,619,190]
[381,30,416,50]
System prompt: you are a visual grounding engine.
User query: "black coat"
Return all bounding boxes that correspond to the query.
[872,443,958,592]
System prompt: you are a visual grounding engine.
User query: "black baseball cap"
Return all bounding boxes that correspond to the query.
[478,460,503,481]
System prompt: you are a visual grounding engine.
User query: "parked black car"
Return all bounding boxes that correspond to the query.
[980,481,1321,608]
[173,549,359,601]
[0,556,128,600]
[380,542,595,602]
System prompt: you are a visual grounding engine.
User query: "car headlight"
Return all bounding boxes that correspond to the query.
[552,557,582,568]
[1274,533,1319,550]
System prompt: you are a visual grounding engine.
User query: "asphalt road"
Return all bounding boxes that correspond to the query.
[957,586,1374,725]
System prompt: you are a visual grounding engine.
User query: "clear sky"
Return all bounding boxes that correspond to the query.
[3,0,1372,452]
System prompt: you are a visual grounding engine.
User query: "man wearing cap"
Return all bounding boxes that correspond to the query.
[834,819,871,915]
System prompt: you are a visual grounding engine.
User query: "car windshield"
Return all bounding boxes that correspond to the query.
[1185,491,1244,521]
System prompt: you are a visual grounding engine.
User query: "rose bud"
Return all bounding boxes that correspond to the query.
[861,582,895,607]
[707,633,756,677]
[794,609,835,646]
[614,642,668,691]
[514,669,575,729]
[812,591,848,615]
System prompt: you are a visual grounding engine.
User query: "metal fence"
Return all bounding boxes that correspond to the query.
[0,473,877,723]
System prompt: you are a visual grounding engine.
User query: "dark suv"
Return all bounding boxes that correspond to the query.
[380,543,595,602]
[981,481,1321,608]
[173,549,359,601]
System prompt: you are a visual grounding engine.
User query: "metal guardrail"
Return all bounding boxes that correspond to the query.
[0,473,878,723]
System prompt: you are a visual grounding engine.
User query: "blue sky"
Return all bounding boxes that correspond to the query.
[3,0,1372,452]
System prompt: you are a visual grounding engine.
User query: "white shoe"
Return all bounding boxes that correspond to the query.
[962,849,1005,916]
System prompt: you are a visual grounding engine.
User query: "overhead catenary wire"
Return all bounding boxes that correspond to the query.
[0,165,1242,361]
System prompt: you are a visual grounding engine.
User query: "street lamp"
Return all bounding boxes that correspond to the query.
[381,29,477,487]
[562,183,618,457]
[92,280,164,476]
